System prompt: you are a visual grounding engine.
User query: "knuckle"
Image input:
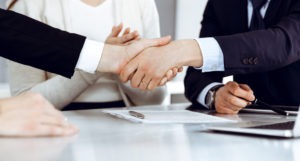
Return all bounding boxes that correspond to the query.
[231,88,239,96]
[51,127,65,136]
[246,93,254,100]
[228,97,236,105]
[152,72,163,80]
[123,68,134,78]
[140,65,149,73]
[131,81,139,88]
[23,122,37,132]
[225,81,234,86]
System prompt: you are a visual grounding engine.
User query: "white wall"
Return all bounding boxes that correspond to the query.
[155,0,176,37]
[0,0,5,8]
[175,0,208,39]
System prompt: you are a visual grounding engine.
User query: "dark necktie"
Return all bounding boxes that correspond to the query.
[250,0,268,30]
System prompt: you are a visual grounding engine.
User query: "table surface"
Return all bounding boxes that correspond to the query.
[1,103,299,161]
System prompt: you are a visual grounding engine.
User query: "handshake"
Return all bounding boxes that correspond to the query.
[97,24,204,90]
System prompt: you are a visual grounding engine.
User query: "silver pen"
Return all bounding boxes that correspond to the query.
[129,111,145,119]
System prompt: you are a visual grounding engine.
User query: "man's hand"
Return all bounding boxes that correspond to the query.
[105,23,140,45]
[214,82,255,114]
[120,40,202,90]
[0,92,78,137]
[97,36,172,74]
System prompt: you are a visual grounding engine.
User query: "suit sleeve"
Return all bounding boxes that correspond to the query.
[184,0,224,106]
[215,1,300,75]
[0,9,86,78]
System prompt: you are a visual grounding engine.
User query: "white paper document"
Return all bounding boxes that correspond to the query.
[102,110,236,124]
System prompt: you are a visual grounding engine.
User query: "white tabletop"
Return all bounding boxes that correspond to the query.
[0,103,299,161]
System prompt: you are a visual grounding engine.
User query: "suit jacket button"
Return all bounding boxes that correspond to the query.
[243,58,249,65]
[253,57,258,64]
[249,57,254,64]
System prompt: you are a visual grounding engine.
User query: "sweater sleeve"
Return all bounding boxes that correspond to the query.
[7,60,100,109]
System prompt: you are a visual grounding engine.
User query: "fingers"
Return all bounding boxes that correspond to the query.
[31,124,78,137]
[157,68,177,87]
[147,77,162,90]
[159,77,168,86]
[178,67,184,72]
[120,30,139,44]
[215,105,239,114]
[122,27,130,36]
[130,69,145,88]
[39,115,69,127]
[138,76,152,90]
[110,23,123,37]
[227,82,255,102]
[215,94,246,114]
[135,36,171,51]
[155,36,172,46]
[120,58,139,82]
[224,94,249,109]
[158,67,182,87]
[166,70,174,81]
[171,68,178,79]
[239,84,255,101]
[215,82,255,114]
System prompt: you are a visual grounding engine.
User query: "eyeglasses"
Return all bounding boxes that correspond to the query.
[251,99,290,116]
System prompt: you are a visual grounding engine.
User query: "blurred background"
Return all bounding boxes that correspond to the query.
[0,0,208,103]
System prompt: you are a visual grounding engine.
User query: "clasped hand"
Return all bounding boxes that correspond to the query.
[100,24,184,90]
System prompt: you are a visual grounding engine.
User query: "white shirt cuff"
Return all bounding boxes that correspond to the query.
[75,39,104,73]
[194,38,225,72]
[198,82,224,109]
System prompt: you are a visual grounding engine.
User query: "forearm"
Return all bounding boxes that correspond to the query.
[169,40,203,68]
[29,72,97,109]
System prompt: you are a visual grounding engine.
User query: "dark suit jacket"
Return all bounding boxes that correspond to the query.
[185,0,300,106]
[0,9,86,78]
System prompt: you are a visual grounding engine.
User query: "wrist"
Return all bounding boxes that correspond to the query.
[205,85,224,109]
[172,40,203,67]
[97,44,125,74]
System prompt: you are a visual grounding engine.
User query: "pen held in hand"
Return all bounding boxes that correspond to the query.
[250,99,290,116]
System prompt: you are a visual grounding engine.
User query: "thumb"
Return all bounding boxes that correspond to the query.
[142,36,172,47]
[126,36,172,59]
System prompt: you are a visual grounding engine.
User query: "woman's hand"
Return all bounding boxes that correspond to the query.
[0,92,78,137]
[105,23,140,45]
